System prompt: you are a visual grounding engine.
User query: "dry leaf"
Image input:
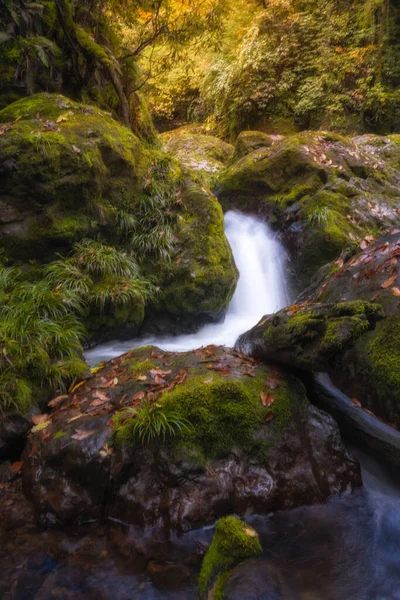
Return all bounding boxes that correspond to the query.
[48,395,68,408]
[136,375,147,381]
[381,274,397,289]
[11,461,23,473]
[203,376,214,384]
[113,377,118,385]
[391,287,400,297]
[32,414,50,425]
[265,412,274,422]
[260,391,275,407]
[351,398,362,408]
[72,429,95,441]
[71,380,85,393]
[72,144,81,153]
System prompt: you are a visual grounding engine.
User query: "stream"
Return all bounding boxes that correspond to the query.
[2,211,399,598]
[85,210,290,364]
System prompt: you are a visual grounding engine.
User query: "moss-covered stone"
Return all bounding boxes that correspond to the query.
[198,516,262,599]
[145,181,238,329]
[216,131,400,285]
[304,230,400,424]
[238,300,385,372]
[161,126,234,185]
[0,94,237,336]
[114,345,299,462]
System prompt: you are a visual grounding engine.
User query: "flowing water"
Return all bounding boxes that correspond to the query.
[8,211,399,598]
[86,210,290,365]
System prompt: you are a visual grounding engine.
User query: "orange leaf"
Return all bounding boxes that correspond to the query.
[48,395,68,408]
[11,461,23,473]
[381,274,397,289]
[132,391,145,402]
[206,363,214,369]
[260,391,275,407]
[391,287,400,297]
[351,397,362,408]
[32,414,50,425]
[265,412,274,422]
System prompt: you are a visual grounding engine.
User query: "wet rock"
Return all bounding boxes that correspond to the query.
[23,345,361,530]
[0,415,31,460]
[238,229,400,430]
[216,131,400,285]
[147,560,194,590]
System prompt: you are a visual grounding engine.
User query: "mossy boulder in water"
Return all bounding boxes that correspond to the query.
[22,345,360,528]
[198,516,262,600]
[216,131,400,285]
[239,229,400,426]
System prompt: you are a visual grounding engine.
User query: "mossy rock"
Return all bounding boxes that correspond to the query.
[308,230,400,424]
[198,516,262,600]
[161,126,234,185]
[232,131,279,161]
[0,94,237,336]
[216,131,400,285]
[0,93,146,262]
[238,300,385,372]
[22,344,361,527]
[143,181,238,331]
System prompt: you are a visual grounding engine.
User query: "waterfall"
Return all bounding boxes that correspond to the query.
[86,210,290,365]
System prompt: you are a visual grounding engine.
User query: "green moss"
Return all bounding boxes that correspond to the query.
[198,516,262,597]
[364,317,400,408]
[128,360,156,375]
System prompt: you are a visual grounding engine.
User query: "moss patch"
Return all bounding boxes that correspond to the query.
[198,516,262,598]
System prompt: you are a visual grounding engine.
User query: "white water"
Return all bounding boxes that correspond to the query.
[86,210,290,365]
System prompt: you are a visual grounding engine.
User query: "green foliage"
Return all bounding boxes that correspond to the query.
[151,0,400,135]
[114,399,191,446]
[307,206,335,226]
[0,239,155,414]
[0,266,87,414]
[199,516,262,597]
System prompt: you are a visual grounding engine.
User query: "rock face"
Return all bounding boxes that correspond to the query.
[22,345,360,529]
[0,93,238,335]
[216,131,400,284]
[161,126,234,184]
[238,229,400,426]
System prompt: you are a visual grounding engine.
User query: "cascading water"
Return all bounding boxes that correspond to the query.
[86,210,290,365]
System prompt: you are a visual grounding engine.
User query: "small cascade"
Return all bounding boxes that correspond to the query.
[86,210,290,364]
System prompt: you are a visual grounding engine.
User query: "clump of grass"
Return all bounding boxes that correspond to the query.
[307,206,334,226]
[114,399,192,446]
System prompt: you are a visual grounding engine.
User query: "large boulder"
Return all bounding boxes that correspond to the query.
[22,345,360,529]
[161,126,234,185]
[216,131,400,285]
[238,229,400,426]
[0,94,237,335]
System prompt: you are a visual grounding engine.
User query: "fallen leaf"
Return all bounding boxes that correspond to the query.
[265,412,274,422]
[113,377,118,385]
[72,429,95,441]
[32,421,51,433]
[203,376,214,384]
[89,399,105,408]
[132,391,145,402]
[163,361,173,367]
[29,443,39,458]
[48,394,68,408]
[391,287,400,297]
[206,363,214,369]
[260,391,275,407]
[32,414,50,425]
[220,369,231,377]
[360,240,368,250]
[265,377,280,390]
[136,375,147,381]
[72,144,81,153]
[71,380,85,393]
[90,363,105,374]
[11,461,23,473]
[351,397,362,408]
[381,274,397,289]
[150,368,172,378]
[56,115,68,123]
